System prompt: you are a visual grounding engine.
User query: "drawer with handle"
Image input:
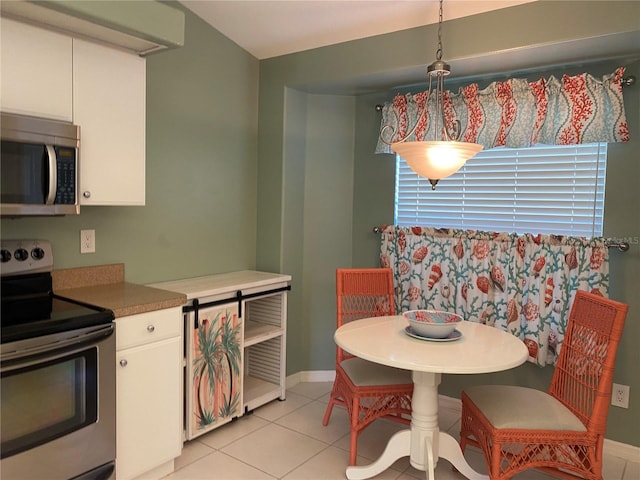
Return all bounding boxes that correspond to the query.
[115,307,181,350]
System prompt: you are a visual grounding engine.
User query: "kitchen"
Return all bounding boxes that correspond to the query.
[1,0,639,478]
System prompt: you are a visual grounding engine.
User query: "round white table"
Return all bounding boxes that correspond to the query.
[334,315,528,480]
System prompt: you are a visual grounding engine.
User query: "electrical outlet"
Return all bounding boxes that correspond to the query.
[611,383,630,408]
[80,229,95,254]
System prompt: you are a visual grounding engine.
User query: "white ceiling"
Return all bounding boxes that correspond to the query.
[180,0,537,60]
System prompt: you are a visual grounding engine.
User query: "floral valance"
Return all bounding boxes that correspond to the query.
[376,67,629,153]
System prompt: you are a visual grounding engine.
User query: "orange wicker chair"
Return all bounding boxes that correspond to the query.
[460,290,629,480]
[322,268,413,466]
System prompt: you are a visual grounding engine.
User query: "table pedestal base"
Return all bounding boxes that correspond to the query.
[345,372,487,480]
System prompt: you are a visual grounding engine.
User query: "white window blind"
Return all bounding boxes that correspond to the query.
[395,143,607,237]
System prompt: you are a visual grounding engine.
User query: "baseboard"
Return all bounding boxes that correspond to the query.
[286,370,335,389]
[286,373,640,464]
[603,438,640,463]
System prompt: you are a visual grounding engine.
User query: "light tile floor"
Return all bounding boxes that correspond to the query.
[165,382,639,480]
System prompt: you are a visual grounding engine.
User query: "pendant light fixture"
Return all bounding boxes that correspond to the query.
[388,0,482,189]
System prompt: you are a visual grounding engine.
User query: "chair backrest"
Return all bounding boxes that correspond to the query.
[549,290,628,436]
[335,268,396,363]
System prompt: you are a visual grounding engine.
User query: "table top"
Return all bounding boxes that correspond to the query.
[335,316,528,374]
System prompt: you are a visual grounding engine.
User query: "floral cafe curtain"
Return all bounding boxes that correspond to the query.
[379,226,610,366]
[376,68,629,152]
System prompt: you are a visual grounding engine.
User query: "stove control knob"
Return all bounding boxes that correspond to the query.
[0,249,11,262]
[14,248,28,261]
[31,247,45,260]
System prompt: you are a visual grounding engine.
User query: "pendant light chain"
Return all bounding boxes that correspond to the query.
[436,0,443,62]
[433,0,447,144]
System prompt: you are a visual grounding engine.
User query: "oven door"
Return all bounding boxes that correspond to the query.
[0,323,116,480]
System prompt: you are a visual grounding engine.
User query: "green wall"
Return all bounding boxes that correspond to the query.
[257,1,640,446]
[1,4,259,284]
[279,89,356,373]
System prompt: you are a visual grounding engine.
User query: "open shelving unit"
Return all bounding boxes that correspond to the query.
[243,290,288,411]
[150,270,291,441]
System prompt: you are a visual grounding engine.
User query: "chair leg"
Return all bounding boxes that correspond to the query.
[323,380,340,426]
[349,397,360,466]
[322,399,335,426]
[490,441,504,480]
[459,405,472,455]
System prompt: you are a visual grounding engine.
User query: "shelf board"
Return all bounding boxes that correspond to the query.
[244,320,283,347]
[243,375,284,411]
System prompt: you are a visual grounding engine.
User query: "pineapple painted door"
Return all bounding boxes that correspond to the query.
[186,302,242,440]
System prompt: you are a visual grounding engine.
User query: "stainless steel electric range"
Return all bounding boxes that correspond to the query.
[1,239,116,480]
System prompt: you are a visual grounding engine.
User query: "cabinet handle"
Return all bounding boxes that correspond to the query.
[83,191,91,198]
[147,325,155,333]
[120,359,128,367]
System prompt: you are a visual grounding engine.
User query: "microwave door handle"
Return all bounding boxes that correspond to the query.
[45,144,57,205]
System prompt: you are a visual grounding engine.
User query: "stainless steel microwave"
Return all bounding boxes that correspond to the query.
[1,112,80,217]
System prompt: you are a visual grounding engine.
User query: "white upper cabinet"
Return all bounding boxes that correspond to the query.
[0,18,73,121]
[73,39,146,206]
[1,18,146,207]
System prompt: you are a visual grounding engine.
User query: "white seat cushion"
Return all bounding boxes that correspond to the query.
[464,385,587,431]
[340,357,412,387]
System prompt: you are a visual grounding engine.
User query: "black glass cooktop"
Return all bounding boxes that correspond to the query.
[1,272,114,344]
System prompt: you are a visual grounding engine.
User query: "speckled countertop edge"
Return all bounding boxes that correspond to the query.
[53,264,186,318]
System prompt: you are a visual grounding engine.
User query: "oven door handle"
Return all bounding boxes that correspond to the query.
[1,323,114,366]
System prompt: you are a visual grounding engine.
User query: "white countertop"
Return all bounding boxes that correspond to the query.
[149,270,291,301]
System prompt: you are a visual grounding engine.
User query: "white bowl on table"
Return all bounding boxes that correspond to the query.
[402,310,463,339]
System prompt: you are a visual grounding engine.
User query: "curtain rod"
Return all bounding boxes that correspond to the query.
[371,226,630,252]
[374,76,636,111]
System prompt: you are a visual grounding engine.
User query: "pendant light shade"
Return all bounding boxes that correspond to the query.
[392,140,483,188]
[383,0,482,189]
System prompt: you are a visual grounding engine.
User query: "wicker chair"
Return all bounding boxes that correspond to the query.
[460,290,629,480]
[322,268,413,466]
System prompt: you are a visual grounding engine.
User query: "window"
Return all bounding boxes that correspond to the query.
[395,143,607,237]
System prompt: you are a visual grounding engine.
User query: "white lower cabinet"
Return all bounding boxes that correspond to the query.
[115,308,182,480]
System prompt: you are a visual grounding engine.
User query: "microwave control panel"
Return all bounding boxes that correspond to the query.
[54,147,76,204]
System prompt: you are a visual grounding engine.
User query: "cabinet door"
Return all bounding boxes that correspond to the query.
[186,303,243,440]
[72,38,146,206]
[0,18,72,121]
[116,337,182,480]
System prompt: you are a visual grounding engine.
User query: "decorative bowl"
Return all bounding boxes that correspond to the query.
[402,310,463,338]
